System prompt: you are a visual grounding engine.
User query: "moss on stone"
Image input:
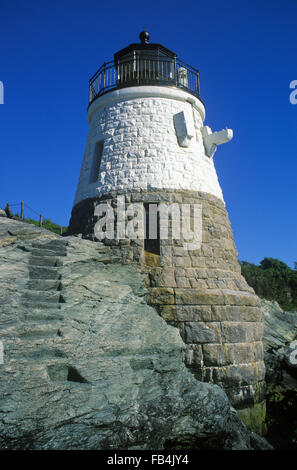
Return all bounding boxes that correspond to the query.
[237,400,267,436]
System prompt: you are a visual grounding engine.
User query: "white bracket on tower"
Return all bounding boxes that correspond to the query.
[201,126,233,158]
[173,110,195,148]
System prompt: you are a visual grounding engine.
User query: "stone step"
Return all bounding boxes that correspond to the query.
[23,311,64,322]
[29,266,61,280]
[42,239,68,248]
[18,325,62,338]
[98,255,121,264]
[23,290,61,303]
[23,301,62,309]
[29,255,63,267]
[35,242,68,254]
[27,279,61,291]
[13,347,67,361]
[97,246,111,253]
[31,248,67,257]
[32,238,66,247]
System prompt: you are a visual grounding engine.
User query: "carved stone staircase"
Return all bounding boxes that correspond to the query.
[18,239,68,361]
[18,238,117,363]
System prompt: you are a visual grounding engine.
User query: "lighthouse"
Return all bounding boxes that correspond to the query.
[68,32,266,434]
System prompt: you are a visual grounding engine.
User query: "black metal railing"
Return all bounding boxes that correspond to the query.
[89,56,200,105]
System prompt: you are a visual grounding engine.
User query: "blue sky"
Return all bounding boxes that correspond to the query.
[0,0,296,267]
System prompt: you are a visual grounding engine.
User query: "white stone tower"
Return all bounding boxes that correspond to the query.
[73,31,232,211]
[69,32,266,434]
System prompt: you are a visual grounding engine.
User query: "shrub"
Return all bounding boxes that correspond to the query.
[240,258,297,311]
[13,214,68,235]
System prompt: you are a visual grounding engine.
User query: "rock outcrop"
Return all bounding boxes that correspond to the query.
[68,189,267,432]
[262,299,297,448]
[0,218,271,450]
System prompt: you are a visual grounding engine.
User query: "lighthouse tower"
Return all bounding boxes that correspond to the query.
[68,32,266,433]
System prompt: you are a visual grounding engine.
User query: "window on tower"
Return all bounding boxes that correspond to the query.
[144,203,160,255]
[90,140,104,183]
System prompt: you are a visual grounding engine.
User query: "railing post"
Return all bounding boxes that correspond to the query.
[174,57,177,86]
[21,201,24,219]
[5,203,12,218]
[39,214,43,227]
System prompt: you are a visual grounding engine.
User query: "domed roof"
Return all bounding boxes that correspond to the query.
[114,31,176,62]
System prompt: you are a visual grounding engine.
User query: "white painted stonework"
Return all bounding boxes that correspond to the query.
[74,86,232,206]
[173,110,195,148]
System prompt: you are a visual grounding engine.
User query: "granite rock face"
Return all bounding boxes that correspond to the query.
[262,299,297,388]
[0,218,271,450]
[262,299,297,448]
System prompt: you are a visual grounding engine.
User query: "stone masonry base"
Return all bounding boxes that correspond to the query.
[68,189,266,434]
